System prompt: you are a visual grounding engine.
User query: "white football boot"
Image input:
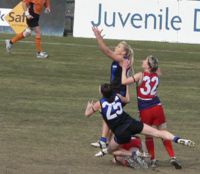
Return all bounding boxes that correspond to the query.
[36,51,48,59]
[5,40,12,53]
[94,148,108,157]
[177,138,195,147]
[91,140,107,149]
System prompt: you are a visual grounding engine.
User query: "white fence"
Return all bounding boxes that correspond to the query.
[73,0,200,44]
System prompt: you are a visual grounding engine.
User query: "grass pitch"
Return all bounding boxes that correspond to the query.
[0,34,199,174]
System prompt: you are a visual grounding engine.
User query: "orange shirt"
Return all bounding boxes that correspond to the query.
[23,0,50,14]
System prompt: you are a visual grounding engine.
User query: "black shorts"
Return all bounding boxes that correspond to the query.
[26,2,40,28]
[26,15,40,28]
[114,118,144,144]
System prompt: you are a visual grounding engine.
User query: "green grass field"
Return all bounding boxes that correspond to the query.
[0,33,199,174]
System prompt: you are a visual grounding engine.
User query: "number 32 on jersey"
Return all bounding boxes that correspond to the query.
[140,76,159,96]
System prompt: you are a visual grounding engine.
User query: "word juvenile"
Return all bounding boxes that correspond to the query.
[91,3,200,32]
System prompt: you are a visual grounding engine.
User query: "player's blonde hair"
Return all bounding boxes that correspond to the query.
[147,55,159,73]
[120,41,134,75]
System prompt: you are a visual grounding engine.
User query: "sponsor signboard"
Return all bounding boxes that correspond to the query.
[74,0,200,44]
[4,2,27,34]
[0,8,11,26]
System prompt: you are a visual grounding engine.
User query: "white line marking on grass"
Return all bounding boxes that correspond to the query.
[1,39,200,55]
[1,39,95,48]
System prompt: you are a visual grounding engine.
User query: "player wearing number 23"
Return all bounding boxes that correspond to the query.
[85,83,195,157]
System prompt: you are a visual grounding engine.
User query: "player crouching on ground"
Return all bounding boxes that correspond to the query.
[113,136,151,169]
[84,83,195,169]
[5,0,51,59]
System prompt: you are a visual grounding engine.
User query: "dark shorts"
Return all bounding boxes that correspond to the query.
[26,15,40,28]
[27,3,40,28]
[114,118,144,144]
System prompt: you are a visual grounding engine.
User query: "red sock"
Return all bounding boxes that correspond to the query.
[162,139,175,158]
[145,137,155,160]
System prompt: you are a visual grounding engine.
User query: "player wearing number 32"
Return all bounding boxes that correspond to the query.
[121,55,182,169]
[85,83,194,159]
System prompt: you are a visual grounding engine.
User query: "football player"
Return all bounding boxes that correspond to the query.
[5,0,51,58]
[121,55,182,169]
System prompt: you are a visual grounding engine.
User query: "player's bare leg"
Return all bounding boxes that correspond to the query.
[141,124,195,147]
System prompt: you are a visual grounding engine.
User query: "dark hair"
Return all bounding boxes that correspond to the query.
[100,83,115,102]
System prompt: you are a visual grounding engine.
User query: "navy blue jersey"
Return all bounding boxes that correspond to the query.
[99,95,131,132]
[110,61,126,96]
[137,96,160,111]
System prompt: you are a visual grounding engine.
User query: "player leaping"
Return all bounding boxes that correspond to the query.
[85,83,195,161]
[5,0,51,59]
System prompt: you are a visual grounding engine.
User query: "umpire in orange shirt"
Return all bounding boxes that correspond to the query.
[5,0,51,59]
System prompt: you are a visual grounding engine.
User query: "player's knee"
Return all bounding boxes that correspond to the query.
[23,28,32,37]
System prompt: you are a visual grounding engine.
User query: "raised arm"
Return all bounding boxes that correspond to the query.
[92,27,123,62]
[85,100,101,117]
[117,85,130,104]
[121,60,142,85]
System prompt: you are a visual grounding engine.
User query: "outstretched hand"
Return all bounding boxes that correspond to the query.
[86,100,95,110]
[92,27,104,38]
[87,100,93,107]
[85,100,96,117]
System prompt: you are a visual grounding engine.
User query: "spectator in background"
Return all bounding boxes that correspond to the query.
[5,0,51,59]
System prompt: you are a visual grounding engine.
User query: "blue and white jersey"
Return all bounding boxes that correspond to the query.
[100,95,131,131]
[110,61,126,96]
